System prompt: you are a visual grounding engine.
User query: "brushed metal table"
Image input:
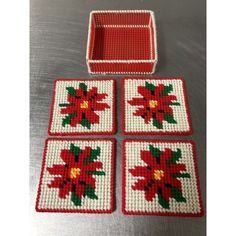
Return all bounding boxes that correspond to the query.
[30,0,206,235]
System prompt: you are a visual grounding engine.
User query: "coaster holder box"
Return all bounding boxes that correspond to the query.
[86,10,158,74]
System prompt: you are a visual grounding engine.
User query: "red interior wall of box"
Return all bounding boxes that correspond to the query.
[87,11,156,74]
[89,62,154,73]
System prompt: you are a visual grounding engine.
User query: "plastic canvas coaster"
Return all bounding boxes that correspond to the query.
[122,77,192,134]
[36,138,115,213]
[48,79,116,135]
[122,140,203,216]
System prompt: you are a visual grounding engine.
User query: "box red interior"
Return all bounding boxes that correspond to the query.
[88,12,156,61]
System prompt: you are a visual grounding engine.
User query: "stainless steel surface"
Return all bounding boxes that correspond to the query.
[30,0,206,235]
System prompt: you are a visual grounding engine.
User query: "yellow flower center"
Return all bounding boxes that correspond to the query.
[153,169,164,181]
[149,100,158,108]
[80,100,89,109]
[70,168,81,179]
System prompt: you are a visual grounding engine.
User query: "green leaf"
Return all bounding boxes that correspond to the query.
[171,187,186,202]
[160,84,173,97]
[80,118,91,129]
[79,83,87,91]
[171,173,191,178]
[62,113,77,127]
[166,102,180,106]
[66,87,76,96]
[166,149,182,166]
[158,194,170,209]
[145,81,155,92]
[84,147,101,164]
[152,118,163,129]
[164,113,177,124]
[149,145,161,158]
[85,185,98,199]
[70,143,81,156]
[59,103,70,107]
[71,191,82,206]
[87,171,105,176]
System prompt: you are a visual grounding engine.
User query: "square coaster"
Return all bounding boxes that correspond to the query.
[36,138,115,213]
[122,140,203,216]
[49,79,116,135]
[122,77,192,134]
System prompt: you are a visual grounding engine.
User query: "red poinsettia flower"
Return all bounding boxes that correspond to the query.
[60,83,110,129]
[47,144,105,206]
[128,82,180,129]
[129,145,190,209]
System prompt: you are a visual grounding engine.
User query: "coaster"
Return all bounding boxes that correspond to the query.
[36,138,115,213]
[122,140,203,216]
[122,77,192,134]
[48,79,116,135]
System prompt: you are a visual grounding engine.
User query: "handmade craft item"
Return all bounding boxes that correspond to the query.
[36,138,115,213]
[122,77,192,134]
[86,10,157,74]
[122,140,203,216]
[48,79,116,135]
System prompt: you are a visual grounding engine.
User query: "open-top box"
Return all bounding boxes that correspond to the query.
[86,10,158,74]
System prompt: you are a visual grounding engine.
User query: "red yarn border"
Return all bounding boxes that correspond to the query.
[122,77,193,135]
[36,138,116,213]
[48,78,116,136]
[122,139,204,216]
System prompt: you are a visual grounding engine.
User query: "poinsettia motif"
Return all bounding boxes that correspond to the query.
[128,82,180,129]
[129,145,190,209]
[59,83,110,129]
[47,144,105,206]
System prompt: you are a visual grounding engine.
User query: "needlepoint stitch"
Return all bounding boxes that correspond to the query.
[122,77,192,134]
[122,140,203,216]
[36,139,115,213]
[49,79,116,135]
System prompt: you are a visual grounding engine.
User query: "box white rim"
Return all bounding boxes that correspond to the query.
[90,10,154,14]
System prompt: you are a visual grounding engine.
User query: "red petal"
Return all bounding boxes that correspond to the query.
[128,97,146,106]
[162,95,178,103]
[140,150,157,167]
[133,107,146,116]
[75,184,85,199]
[155,112,165,123]
[132,179,146,191]
[129,166,151,178]
[76,88,85,98]
[154,84,165,96]
[87,87,108,101]
[92,102,110,111]
[70,113,82,127]
[79,173,96,188]
[58,182,72,198]
[77,147,92,163]
[60,150,76,165]
[84,161,103,171]
[169,163,186,173]
[47,165,66,176]
[85,110,100,124]
[162,106,173,115]
[87,87,97,98]
[160,148,172,166]
[168,177,182,190]
[144,185,157,201]
[47,177,71,199]
[67,95,77,104]
[137,86,152,99]
[48,177,62,188]
[60,105,77,115]
[161,186,172,201]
